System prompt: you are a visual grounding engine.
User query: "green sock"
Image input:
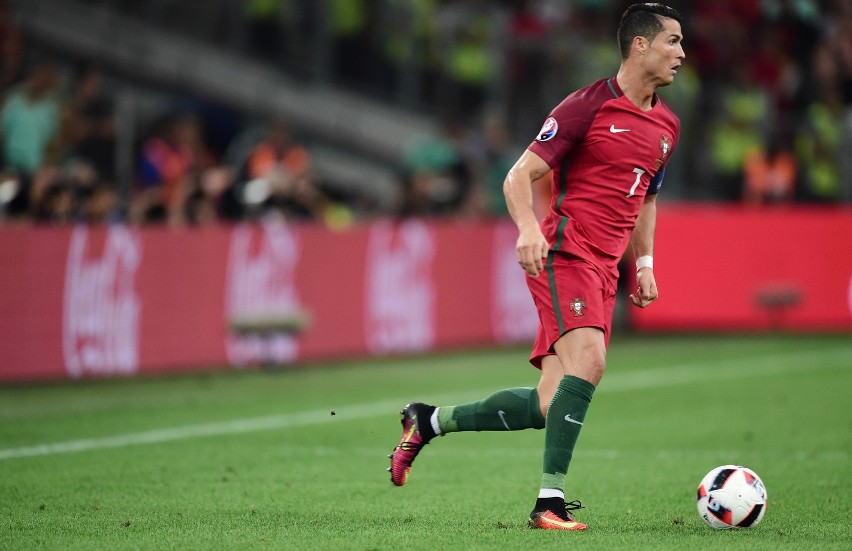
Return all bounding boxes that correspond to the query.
[437,387,546,433]
[540,376,595,492]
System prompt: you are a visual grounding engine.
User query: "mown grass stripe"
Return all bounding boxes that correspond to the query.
[0,347,848,461]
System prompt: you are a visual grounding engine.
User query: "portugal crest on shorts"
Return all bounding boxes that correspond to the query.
[569,297,586,317]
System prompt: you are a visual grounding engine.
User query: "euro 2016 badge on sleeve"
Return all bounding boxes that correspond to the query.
[537,117,558,142]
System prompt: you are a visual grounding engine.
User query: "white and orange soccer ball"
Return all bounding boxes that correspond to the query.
[696,465,767,529]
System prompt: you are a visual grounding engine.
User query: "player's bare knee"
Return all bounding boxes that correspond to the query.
[586,356,606,386]
[573,343,606,385]
[537,357,563,416]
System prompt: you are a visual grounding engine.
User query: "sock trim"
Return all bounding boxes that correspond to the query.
[541,472,567,491]
[559,375,596,402]
[430,408,442,436]
[538,488,565,500]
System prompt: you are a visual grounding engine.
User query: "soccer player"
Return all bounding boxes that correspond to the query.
[389,3,684,531]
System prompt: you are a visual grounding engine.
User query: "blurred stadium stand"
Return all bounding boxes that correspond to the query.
[15,0,432,209]
[2,0,851,227]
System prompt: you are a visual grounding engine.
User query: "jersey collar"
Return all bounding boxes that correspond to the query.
[607,77,659,108]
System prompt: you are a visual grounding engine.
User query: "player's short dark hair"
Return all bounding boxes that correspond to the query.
[617,3,683,59]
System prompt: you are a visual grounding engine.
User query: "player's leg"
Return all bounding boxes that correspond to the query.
[536,353,564,418]
[529,327,603,530]
[430,325,552,437]
[389,327,556,486]
[389,382,548,486]
[527,254,613,530]
[435,386,546,433]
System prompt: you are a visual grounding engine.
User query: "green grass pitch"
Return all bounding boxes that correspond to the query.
[1,334,850,550]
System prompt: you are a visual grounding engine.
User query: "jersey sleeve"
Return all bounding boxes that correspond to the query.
[527,89,602,169]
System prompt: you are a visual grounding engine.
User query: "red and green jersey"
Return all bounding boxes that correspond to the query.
[528,77,680,276]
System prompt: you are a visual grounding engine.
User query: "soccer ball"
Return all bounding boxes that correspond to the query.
[696,465,767,529]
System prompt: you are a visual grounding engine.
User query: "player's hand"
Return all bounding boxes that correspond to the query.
[630,267,658,308]
[516,228,549,278]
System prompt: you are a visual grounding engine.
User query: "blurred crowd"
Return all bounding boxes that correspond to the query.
[1,0,851,227]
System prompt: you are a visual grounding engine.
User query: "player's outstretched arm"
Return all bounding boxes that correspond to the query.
[630,193,658,308]
[504,149,551,278]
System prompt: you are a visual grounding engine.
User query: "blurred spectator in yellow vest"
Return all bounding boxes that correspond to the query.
[376,0,437,105]
[434,0,503,120]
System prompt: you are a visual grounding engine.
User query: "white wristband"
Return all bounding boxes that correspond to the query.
[635,255,653,272]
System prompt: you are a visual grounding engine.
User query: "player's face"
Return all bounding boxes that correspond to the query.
[645,18,685,87]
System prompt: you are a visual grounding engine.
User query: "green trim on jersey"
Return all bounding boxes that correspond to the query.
[546,252,565,336]
[606,78,619,98]
[553,157,570,236]
[548,156,572,336]
[553,216,569,251]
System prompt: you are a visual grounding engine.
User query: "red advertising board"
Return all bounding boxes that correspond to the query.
[1,207,849,383]
[629,205,852,332]
[0,219,537,383]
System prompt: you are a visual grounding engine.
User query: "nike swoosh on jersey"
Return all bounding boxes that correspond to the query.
[609,124,631,133]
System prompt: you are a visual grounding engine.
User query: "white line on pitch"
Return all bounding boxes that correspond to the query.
[0,347,848,461]
[0,399,407,461]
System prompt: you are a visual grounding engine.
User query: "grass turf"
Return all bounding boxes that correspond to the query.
[1,334,850,550]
